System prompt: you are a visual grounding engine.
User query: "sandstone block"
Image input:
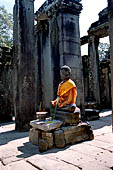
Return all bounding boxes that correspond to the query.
[62,123,91,144]
[39,139,48,152]
[29,128,40,145]
[51,107,80,124]
[85,109,100,121]
[54,130,66,148]
[42,132,53,148]
[30,120,63,131]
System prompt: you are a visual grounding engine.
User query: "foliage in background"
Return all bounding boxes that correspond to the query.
[0,6,13,48]
[98,42,110,61]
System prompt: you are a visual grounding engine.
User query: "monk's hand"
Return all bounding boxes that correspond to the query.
[51,100,57,106]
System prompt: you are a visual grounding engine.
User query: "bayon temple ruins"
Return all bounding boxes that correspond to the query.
[0,0,113,147]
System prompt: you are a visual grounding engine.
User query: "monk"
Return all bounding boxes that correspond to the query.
[51,65,77,112]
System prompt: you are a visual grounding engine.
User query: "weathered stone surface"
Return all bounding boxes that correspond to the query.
[42,132,53,148]
[95,133,113,144]
[5,160,38,170]
[13,0,36,131]
[35,0,84,110]
[51,107,80,124]
[29,128,39,145]
[80,161,110,170]
[85,109,100,121]
[62,123,92,144]
[30,120,63,131]
[54,130,66,148]
[39,139,48,152]
[27,155,80,170]
[0,46,13,123]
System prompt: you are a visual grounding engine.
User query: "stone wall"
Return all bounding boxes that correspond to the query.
[0,46,13,122]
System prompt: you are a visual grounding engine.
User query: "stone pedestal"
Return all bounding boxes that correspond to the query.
[85,109,100,121]
[84,102,100,120]
[51,107,81,124]
[29,118,94,152]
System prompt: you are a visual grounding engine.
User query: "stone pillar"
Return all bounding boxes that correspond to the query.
[88,36,100,104]
[36,20,54,109]
[108,0,113,131]
[13,0,36,131]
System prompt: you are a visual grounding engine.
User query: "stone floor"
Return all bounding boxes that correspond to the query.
[0,109,113,170]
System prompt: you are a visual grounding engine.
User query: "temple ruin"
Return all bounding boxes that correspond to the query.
[0,0,113,131]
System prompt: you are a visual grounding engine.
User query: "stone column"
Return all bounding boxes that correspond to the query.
[88,35,100,104]
[13,0,36,131]
[108,0,113,131]
[36,20,54,109]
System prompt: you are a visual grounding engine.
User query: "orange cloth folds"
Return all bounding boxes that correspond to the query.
[51,79,77,108]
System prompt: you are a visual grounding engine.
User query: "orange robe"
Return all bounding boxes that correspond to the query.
[52,79,77,108]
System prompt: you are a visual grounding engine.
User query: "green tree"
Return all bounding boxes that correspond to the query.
[0,6,13,47]
[98,42,110,61]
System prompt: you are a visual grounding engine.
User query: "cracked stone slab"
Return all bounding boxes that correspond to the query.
[0,161,5,170]
[95,133,113,144]
[4,160,38,170]
[92,125,112,136]
[44,149,95,167]
[84,138,113,152]
[68,143,107,158]
[80,160,110,170]
[27,155,80,170]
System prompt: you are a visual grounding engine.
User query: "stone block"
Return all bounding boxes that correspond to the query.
[54,130,66,148]
[42,132,54,148]
[62,123,92,144]
[30,120,63,131]
[29,128,40,145]
[39,139,48,152]
[51,107,80,125]
[85,109,100,121]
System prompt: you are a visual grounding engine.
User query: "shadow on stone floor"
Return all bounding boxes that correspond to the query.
[89,112,112,130]
[0,121,15,127]
[0,127,29,146]
[16,140,90,158]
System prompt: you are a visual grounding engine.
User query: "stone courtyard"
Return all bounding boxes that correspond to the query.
[0,109,113,170]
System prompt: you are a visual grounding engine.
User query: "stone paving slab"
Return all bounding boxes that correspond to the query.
[44,149,96,167]
[27,155,80,170]
[1,160,38,170]
[80,161,110,170]
[95,133,113,144]
[84,138,113,152]
[96,150,113,168]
